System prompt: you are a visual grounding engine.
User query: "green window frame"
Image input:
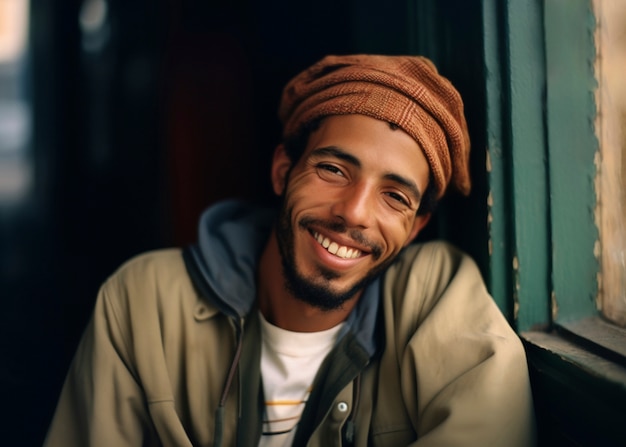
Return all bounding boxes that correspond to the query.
[484,0,626,444]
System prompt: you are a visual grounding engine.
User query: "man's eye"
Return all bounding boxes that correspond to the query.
[385,192,409,206]
[316,164,344,176]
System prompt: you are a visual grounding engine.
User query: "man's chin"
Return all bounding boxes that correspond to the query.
[282,265,358,311]
[282,259,383,311]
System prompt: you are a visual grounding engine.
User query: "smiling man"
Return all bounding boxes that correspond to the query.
[45,55,535,446]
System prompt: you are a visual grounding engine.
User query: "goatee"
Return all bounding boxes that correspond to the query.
[275,203,393,311]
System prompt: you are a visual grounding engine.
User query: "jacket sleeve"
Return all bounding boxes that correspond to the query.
[44,277,154,447]
[385,242,536,446]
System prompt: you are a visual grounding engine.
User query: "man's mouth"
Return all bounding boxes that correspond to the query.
[313,231,363,259]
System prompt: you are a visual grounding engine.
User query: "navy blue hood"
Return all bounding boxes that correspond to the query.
[185,200,274,319]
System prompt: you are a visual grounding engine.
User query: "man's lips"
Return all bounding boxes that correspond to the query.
[312,231,365,259]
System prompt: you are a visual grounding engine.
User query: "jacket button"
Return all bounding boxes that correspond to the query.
[337,402,349,412]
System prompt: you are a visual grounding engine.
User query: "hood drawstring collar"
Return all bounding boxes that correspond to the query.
[213,320,244,447]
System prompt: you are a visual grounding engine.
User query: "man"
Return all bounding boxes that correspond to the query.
[45,55,535,446]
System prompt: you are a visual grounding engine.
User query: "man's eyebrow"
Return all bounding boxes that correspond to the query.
[309,146,361,167]
[384,173,422,202]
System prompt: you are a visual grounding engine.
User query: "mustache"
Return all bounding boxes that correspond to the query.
[298,216,383,260]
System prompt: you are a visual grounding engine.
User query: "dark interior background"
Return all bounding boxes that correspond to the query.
[0,0,486,445]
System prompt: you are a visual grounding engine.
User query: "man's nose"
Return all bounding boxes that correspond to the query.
[330,182,374,229]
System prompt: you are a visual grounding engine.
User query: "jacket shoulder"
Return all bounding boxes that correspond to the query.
[383,240,490,328]
[380,242,534,446]
[113,248,186,280]
[403,240,469,267]
[101,248,211,317]
[389,240,478,291]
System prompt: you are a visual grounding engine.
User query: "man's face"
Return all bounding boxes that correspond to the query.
[272,114,432,310]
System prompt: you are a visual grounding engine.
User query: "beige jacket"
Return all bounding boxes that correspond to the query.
[45,242,535,446]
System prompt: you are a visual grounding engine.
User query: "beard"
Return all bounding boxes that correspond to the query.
[275,201,396,311]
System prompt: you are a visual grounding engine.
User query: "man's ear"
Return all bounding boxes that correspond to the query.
[271,144,293,196]
[404,213,432,246]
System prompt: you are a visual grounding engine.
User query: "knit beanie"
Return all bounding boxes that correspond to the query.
[278,54,471,199]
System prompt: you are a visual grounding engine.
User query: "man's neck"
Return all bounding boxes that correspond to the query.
[256,230,359,332]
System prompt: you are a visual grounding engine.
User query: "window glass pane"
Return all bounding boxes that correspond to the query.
[594,0,626,327]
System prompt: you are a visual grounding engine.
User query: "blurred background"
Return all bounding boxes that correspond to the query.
[0,0,484,444]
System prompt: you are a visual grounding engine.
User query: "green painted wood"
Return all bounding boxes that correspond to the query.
[544,0,598,323]
[502,0,552,331]
[482,0,513,320]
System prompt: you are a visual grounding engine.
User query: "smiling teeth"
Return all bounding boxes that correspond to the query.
[314,232,361,259]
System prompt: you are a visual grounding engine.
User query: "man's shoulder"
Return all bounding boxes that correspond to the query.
[101,248,200,308]
[381,240,519,355]
[111,248,187,284]
[383,240,487,319]
[116,247,183,270]
[392,240,474,279]
[94,248,226,326]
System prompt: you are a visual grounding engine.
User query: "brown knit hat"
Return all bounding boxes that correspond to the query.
[278,54,471,199]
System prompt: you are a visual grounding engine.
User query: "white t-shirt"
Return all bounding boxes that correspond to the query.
[257,312,344,447]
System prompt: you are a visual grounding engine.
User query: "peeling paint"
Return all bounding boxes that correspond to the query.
[486,186,493,257]
[486,148,492,172]
[596,270,603,311]
[593,149,601,170]
[512,255,520,322]
[512,253,521,322]
[592,0,626,327]
[551,291,559,321]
